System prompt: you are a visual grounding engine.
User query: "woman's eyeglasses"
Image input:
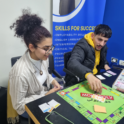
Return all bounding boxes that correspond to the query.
[36,45,55,54]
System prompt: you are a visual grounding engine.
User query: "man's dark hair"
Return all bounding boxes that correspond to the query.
[94,24,112,38]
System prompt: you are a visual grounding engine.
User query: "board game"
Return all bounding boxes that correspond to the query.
[57,81,124,124]
[112,69,124,92]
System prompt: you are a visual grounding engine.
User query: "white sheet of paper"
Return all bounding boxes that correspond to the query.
[103,72,112,77]
[48,99,61,109]
[107,70,116,75]
[96,75,106,80]
[39,103,51,113]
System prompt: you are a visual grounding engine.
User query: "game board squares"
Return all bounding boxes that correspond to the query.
[118,107,123,111]
[66,91,70,94]
[59,91,66,96]
[119,111,122,114]
[110,114,114,118]
[94,105,107,113]
[103,119,108,123]
[84,112,90,117]
[73,87,79,91]
[96,117,102,123]
[87,110,92,115]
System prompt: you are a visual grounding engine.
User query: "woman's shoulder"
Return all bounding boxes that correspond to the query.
[9,52,31,77]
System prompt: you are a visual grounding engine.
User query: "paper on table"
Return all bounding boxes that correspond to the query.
[103,72,112,77]
[48,99,61,109]
[39,103,51,113]
[107,70,116,75]
[96,75,106,80]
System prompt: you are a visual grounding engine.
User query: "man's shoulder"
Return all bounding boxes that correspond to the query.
[75,37,89,48]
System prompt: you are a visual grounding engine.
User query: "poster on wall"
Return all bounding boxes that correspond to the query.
[52,0,106,76]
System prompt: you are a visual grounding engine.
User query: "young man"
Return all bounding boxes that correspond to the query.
[65,24,112,94]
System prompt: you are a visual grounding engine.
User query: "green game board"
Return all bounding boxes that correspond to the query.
[57,81,124,124]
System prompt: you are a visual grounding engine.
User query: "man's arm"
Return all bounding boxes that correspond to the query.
[104,64,110,70]
[103,46,111,70]
[67,44,92,80]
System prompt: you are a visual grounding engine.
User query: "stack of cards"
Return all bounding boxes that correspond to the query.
[94,105,107,113]
[96,75,106,80]
[39,99,61,113]
[96,70,116,80]
[48,99,61,109]
[39,103,53,113]
[107,70,116,75]
[103,72,112,77]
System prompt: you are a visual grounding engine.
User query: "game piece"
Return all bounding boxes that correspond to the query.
[60,86,64,89]
[94,105,107,113]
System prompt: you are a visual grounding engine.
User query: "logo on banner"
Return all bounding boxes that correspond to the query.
[53,0,86,22]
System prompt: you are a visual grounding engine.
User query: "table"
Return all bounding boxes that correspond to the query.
[25,68,124,124]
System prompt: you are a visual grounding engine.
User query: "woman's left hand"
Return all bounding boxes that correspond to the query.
[52,80,61,90]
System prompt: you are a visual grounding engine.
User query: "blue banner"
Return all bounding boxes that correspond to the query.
[53,0,106,76]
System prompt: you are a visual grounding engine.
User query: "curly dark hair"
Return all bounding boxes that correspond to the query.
[10,9,52,48]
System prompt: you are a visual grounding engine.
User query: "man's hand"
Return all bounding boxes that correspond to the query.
[86,74,102,94]
[104,64,110,70]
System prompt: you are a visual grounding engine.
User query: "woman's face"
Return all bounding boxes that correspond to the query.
[29,37,53,60]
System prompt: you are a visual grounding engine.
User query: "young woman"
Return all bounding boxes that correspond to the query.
[9,9,61,118]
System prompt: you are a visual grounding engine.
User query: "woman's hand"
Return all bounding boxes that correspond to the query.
[52,79,61,89]
[45,87,60,95]
[45,80,61,96]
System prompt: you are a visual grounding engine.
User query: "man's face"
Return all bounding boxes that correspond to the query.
[92,33,109,51]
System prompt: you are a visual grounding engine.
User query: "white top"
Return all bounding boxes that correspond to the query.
[9,50,54,115]
[27,51,47,85]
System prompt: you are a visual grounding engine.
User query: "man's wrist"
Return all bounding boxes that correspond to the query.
[85,73,93,79]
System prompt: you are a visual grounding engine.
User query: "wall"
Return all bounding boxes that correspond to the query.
[0,0,52,87]
[103,0,124,65]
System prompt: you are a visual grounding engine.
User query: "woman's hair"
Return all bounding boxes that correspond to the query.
[10,9,52,48]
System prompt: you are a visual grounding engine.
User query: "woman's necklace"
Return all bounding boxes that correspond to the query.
[30,60,43,75]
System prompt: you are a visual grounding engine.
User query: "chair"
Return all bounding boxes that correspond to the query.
[63,51,81,82]
[11,55,65,84]
[48,54,65,85]
[8,56,29,124]
[11,56,21,66]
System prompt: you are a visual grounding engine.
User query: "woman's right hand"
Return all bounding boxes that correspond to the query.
[45,87,60,96]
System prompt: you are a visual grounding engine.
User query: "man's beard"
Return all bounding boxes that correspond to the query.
[95,45,102,51]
